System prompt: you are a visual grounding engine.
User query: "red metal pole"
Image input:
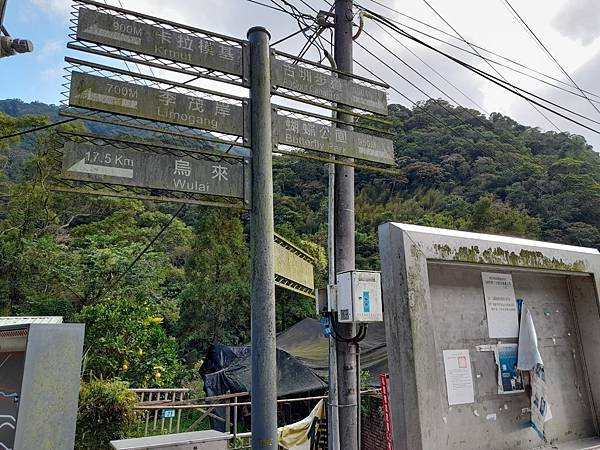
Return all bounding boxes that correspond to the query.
[380,373,394,450]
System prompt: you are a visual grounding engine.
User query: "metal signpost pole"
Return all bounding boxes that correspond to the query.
[247,26,278,450]
[334,1,359,450]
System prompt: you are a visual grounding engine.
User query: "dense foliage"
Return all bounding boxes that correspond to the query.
[76,379,137,450]
[1,97,599,387]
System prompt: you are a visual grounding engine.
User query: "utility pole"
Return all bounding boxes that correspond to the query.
[247,26,278,450]
[333,1,359,450]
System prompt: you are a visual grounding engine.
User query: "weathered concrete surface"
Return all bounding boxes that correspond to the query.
[378,223,600,450]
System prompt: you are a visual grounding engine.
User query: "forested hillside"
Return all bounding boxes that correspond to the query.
[1,98,599,387]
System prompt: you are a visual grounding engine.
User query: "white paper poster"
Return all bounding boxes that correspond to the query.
[443,349,475,405]
[531,367,552,436]
[482,272,519,338]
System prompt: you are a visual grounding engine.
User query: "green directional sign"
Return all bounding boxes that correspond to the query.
[69,72,246,139]
[272,59,388,115]
[61,141,248,200]
[275,114,395,166]
[76,8,244,76]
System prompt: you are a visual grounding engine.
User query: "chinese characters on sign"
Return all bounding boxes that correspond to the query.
[69,72,246,139]
[76,8,243,76]
[276,115,395,165]
[61,141,246,199]
[272,59,388,115]
[481,272,519,338]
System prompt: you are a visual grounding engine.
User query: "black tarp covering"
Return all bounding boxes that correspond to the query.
[199,318,387,430]
[276,318,387,386]
[201,344,327,398]
[200,338,328,431]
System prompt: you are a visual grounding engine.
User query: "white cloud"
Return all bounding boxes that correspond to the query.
[31,0,71,16]
[552,0,600,46]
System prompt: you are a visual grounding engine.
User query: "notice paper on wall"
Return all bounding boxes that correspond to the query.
[495,343,525,394]
[531,366,552,436]
[443,349,475,405]
[482,272,519,338]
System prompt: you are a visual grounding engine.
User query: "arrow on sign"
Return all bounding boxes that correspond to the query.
[82,24,142,45]
[68,158,134,179]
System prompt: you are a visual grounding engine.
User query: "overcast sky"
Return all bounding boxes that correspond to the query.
[3,0,600,150]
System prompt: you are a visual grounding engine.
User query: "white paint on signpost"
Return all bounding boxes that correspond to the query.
[67,158,134,179]
[81,23,142,46]
[75,88,138,110]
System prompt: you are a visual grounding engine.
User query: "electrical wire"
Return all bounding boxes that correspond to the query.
[500,0,600,118]
[359,0,600,104]
[95,204,186,301]
[0,118,76,141]
[372,20,487,113]
[362,7,600,135]
[418,0,561,133]
[246,0,288,13]
[363,26,490,122]
[250,0,559,208]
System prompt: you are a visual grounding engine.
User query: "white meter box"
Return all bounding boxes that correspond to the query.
[336,270,383,322]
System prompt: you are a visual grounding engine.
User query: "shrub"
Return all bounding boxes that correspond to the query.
[76,379,137,450]
[76,298,184,387]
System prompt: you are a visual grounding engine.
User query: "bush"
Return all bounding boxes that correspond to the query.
[76,298,184,387]
[76,379,137,450]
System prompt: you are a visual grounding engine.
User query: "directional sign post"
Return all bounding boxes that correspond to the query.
[76,8,244,77]
[61,141,249,201]
[275,114,395,165]
[63,5,395,450]
[69,72,247,140]
[272,57,388,115]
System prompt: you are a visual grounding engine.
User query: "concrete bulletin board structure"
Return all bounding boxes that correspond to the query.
[378,223,600,450]
[0,323,84,450]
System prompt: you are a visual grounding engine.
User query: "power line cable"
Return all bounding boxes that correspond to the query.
[362,8,600,135]
[365,25,488,115]
[500,0,600,117]
[247,0,288,13]
[95,204,186,301]
[418,0,561,133]
[371,21,487,113]
[0,118,76,141]
[360,0,600,103]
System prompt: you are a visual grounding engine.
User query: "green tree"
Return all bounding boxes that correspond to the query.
[176,208,250,365]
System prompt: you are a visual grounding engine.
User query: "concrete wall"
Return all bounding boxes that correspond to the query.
[378,223,600,450]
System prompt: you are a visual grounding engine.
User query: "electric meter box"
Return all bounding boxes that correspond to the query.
[336,270,383,322]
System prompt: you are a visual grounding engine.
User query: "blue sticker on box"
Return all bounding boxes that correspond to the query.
[362,291,370,313]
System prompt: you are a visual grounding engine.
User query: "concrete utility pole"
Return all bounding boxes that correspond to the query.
[333,1,359,450]
[247,26,278,450]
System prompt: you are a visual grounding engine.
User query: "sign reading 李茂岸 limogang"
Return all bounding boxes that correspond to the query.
[61,141,247,199]
[275,114,395,166]
[69,72,245,138]
[272,59,388,115]
[76,8,244,76]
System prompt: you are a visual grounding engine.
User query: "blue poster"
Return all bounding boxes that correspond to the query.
[495,343,524,394]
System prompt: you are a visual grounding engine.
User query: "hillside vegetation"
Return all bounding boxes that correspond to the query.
[0,98,599,387]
